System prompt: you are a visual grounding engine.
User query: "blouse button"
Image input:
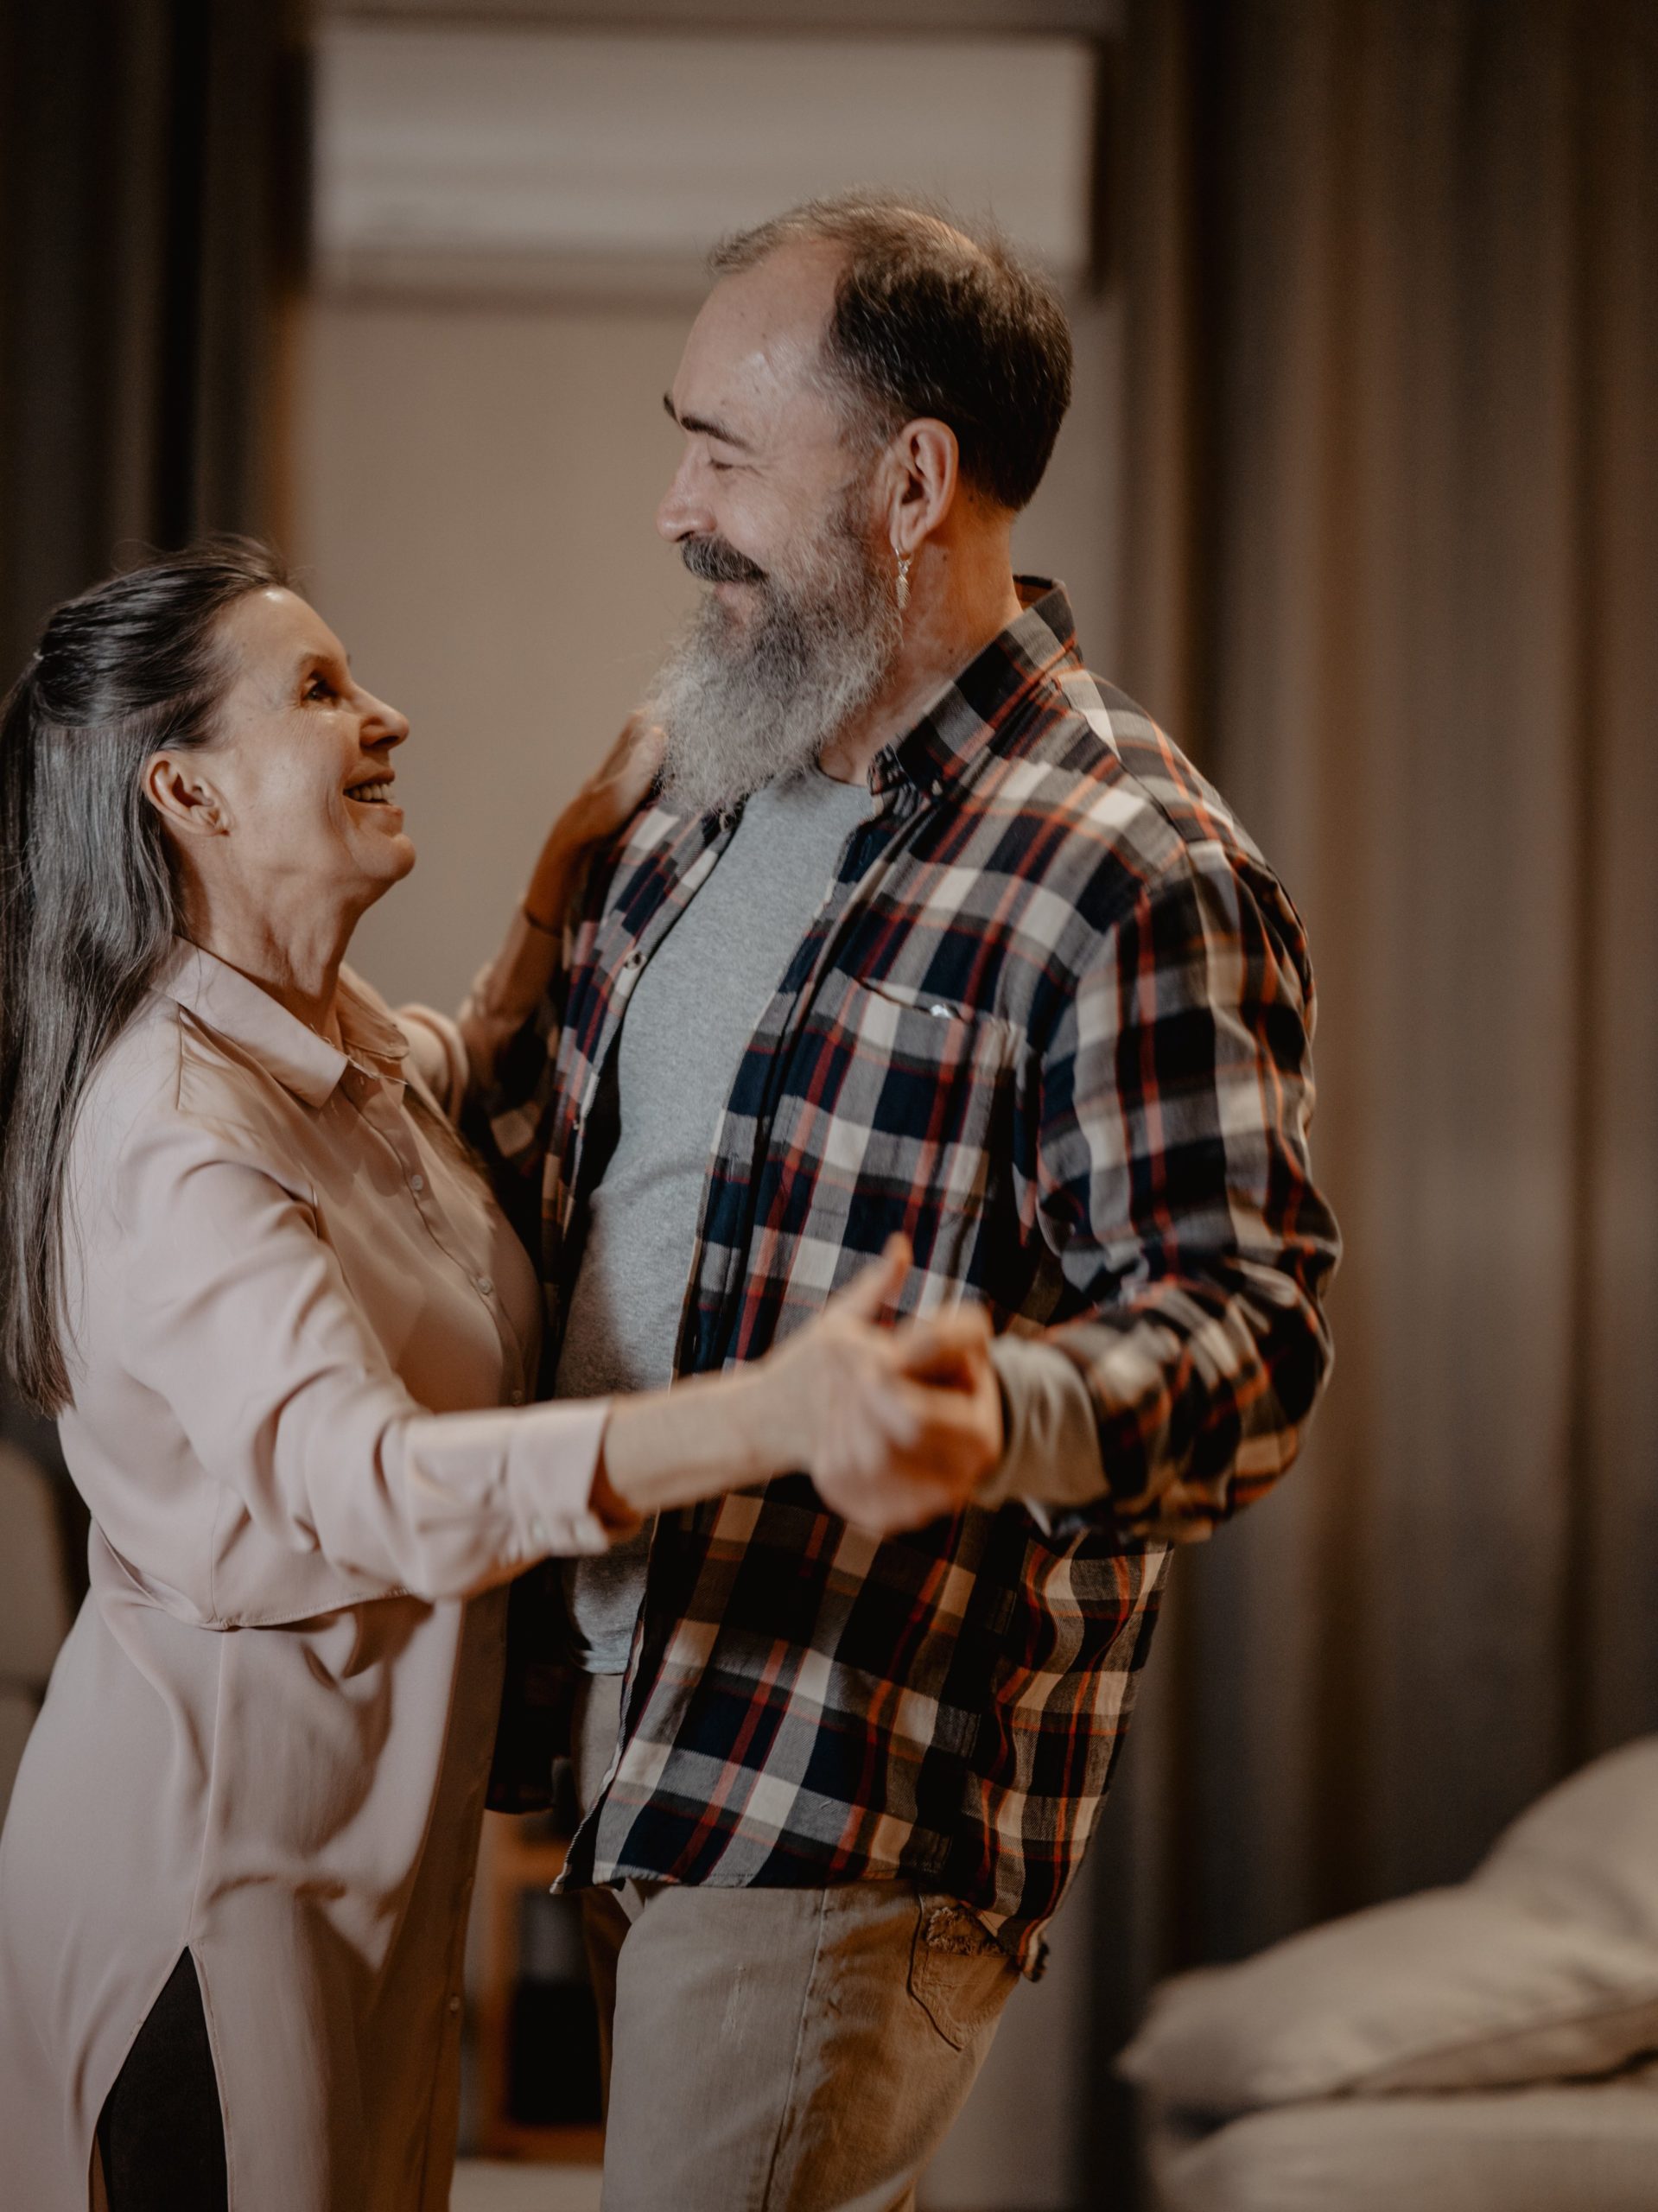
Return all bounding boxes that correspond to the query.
[510,1388,524,1406]
[448,1993,461,2017]
[410,1173,425,1194]
[477,1274,494,1296]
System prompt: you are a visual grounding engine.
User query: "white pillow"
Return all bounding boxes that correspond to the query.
[1119,1738,1658,2110]
[1478,1737,1658,1943]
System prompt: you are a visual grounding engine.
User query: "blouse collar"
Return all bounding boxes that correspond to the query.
[156,940,409,1109]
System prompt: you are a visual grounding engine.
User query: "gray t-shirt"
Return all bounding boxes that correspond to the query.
[554,766,873,1670]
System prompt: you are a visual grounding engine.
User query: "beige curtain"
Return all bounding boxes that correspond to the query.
[1087,3,1657,2169]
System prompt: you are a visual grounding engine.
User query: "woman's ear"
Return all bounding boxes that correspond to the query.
[143,753,230,840]
[884,417,960,559]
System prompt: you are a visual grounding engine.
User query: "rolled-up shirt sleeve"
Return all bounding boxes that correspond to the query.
[1026,847,1340,1541]
[117,1112,613,1605]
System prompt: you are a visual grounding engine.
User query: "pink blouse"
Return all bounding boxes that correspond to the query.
[0,944,613,2210]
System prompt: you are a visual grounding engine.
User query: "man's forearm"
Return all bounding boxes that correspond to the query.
[977,1335,1108,1518]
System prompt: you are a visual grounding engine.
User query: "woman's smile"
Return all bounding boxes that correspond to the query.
[345,772,400,810]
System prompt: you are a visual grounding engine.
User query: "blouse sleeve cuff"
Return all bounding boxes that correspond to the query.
[403,1396,616,1577]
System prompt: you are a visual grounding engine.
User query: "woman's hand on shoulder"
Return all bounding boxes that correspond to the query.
[524,714,665,930]
[569,712,667,844]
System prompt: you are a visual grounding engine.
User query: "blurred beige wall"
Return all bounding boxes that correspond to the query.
[294,289,1121,1019]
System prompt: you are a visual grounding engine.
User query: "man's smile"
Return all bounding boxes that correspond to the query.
[680,534,767,586]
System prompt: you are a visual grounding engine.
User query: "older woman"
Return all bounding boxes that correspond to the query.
[0,544,1000,2212]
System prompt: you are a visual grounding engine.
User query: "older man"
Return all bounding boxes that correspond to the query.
[467,194,1339,2209]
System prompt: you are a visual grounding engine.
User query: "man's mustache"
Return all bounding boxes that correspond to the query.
[680,535,768,586]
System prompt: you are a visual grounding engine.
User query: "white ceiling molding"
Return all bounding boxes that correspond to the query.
[322,3,1121,35]
[314,22,1100,302]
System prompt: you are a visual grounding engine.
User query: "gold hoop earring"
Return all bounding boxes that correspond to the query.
[894,550,912,613]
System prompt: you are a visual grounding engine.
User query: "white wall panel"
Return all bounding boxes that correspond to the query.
[317,23,1098,294]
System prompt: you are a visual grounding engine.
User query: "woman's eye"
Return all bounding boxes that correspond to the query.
[305,675,334,701]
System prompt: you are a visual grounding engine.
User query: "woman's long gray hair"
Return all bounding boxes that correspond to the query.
[0,540,288,1413]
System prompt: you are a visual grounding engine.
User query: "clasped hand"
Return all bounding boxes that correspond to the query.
[761,1237,1004,1536]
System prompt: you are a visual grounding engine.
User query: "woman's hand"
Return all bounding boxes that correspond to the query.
[595,1236,1002,1536]
[755,1238,1005,1536]
[524,715,666,930]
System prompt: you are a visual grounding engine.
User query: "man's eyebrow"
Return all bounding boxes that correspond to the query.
[663,392,753,452]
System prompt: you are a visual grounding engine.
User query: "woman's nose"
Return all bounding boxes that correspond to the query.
[363,693,410,747]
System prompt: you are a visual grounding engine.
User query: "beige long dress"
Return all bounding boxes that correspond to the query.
[0,944,613,2212]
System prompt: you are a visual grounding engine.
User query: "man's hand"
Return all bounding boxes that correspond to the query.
[758,1238,1004,1537]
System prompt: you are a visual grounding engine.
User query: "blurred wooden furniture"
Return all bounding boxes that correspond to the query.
[0,1440,76,1827]
[474,1810,604,2164]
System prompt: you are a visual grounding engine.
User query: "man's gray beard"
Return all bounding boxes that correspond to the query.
[650,523,900,818]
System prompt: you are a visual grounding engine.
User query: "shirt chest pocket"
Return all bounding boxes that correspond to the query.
[765,976,1027,1292]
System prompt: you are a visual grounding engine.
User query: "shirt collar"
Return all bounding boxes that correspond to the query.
[157,940,410,1109]
[870,576,1082,801]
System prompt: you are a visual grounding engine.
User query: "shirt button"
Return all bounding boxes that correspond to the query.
[529,1516,549,1546]
[448,1993,461,2017]
[410,1173,425,1193]
[477,1274,494,1296]
[510,1389,524,1406]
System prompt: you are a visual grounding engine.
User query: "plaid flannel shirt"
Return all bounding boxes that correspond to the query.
[482,582,1338,1974]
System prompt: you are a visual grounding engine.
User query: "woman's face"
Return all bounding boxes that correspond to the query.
[163,586,415,918]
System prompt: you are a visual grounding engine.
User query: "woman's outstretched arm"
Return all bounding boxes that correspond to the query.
[113,1103,995,1614]
[398,715,664,1116]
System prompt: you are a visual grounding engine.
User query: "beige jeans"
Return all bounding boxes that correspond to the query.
[569,1675,1020,2212]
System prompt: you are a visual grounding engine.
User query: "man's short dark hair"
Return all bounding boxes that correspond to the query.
[709,192,1074,515]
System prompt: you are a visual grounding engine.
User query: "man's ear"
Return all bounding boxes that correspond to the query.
[143,753,230,841]
[883,418,960,559]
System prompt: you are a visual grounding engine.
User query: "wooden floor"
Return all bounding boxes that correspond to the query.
[451,2160,602,2211]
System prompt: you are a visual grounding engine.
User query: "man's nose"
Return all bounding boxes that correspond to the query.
[657,453,713,543]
